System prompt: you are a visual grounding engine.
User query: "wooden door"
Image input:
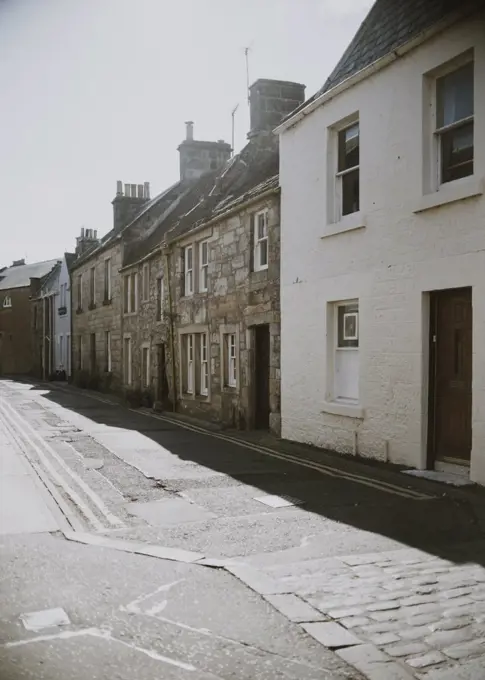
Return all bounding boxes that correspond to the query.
[428,288,472,465]
[254,325,270,429]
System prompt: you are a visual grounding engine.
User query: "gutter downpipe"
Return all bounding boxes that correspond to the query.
[164,247,177,413]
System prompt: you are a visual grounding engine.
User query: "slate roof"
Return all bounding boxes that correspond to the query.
[0,259,60,291]
[64,252,76,271]
[283,0,481,123]
[122,136,279,266]
[70,181,184,271]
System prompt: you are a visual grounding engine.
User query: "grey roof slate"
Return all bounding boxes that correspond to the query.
[0,259,60,290]
[122,135,279,266]
[283,0,481,123]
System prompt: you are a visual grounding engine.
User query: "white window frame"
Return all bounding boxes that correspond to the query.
[200,332,209,395]
[187,333,194,393]
[90,266,96,306]
[199,240,209,292]
[124,272,137,314]
[184,245,194,296]
[434,56,474,188]
[142,345,150,388]
[333,300,359,405]
[2,295,12,308]
[77,274,83,310]
[142,263,150,302]
[227,333,237,387]
[104,258,112,301]
[253,210,269,272]
[105,330,112,373]
[335,120,360,221]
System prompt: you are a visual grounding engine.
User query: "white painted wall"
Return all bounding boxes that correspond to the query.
[55,256,71,375]
[279,14,485,483]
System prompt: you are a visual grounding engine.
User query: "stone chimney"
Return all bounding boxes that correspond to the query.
[12,258,25,267]
[178,122,231,182]
[112,180,151,233]
[248,79,306,137]
[75,227,99,257]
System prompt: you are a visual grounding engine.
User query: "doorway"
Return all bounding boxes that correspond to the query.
[157,343,169,405]
[254,324,270,429]
[428,287,472,467]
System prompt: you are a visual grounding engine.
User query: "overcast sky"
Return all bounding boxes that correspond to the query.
[0,0,372,266]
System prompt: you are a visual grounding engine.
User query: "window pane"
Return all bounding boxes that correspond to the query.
[437,62,474,129]
[187,247,193,270]
[342,168,360,216]
[337,303,359,348]
[201,241,208,265]
[259,239,268,267]
[441,121,474,184]
[257,212,267,239]
[338,123,359,172]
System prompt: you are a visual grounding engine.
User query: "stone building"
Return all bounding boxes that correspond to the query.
[0,258,59,375]
[69,127,231,392]
[119,79,305,433]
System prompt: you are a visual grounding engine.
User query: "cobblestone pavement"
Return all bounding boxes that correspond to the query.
[228,545,485,678]
[3,378,485,679]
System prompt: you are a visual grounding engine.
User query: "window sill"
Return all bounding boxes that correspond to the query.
[322,212,366,238]
[414,176,484,214]
[123,312,138,317]
[322,400,364,418]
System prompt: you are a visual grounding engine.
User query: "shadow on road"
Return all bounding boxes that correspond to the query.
[14,379,485,567]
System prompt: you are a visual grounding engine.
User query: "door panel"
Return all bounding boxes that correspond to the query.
[429,288,472,465]
[254,325,270,429]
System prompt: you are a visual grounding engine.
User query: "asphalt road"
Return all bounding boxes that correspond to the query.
[2,378,485,679]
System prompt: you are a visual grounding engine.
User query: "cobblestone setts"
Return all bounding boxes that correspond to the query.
[260,549,485,677]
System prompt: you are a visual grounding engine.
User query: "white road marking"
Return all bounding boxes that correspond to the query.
[0,398,124,530]
[123,579,185,615]
[0,400,103,531]
[2,627,196,672]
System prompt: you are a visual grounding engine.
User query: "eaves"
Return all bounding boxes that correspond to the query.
[164,184,280,250]
[274,8,474,135]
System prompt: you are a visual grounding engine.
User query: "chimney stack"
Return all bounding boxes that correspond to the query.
[112,179,151,232]
[12,258,25,267]
[75,227,99,257]
[248,79,306,137]
[185,121,194,141]
[177,122,231,181]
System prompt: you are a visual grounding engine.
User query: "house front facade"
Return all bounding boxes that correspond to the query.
[0,258,59,376]
[278,2,485,483]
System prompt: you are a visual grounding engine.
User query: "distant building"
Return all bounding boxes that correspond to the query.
[0,258,59,375]
[31,253,75,379]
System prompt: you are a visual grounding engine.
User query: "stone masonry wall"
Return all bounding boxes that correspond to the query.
[169,193,281,434]
[71,242,123,388]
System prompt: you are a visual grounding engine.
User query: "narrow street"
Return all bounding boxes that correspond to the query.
[2,379,485,679]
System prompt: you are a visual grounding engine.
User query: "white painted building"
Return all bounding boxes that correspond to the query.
[277,2,485,483]
[38,253,74,378]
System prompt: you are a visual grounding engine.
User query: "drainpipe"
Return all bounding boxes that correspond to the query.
[42,297,46,381]
[164,247,177,413]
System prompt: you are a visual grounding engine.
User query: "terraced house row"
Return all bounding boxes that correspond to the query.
[69,78,306,435]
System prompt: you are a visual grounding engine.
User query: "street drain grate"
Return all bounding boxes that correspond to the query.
[253,494,305,508]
